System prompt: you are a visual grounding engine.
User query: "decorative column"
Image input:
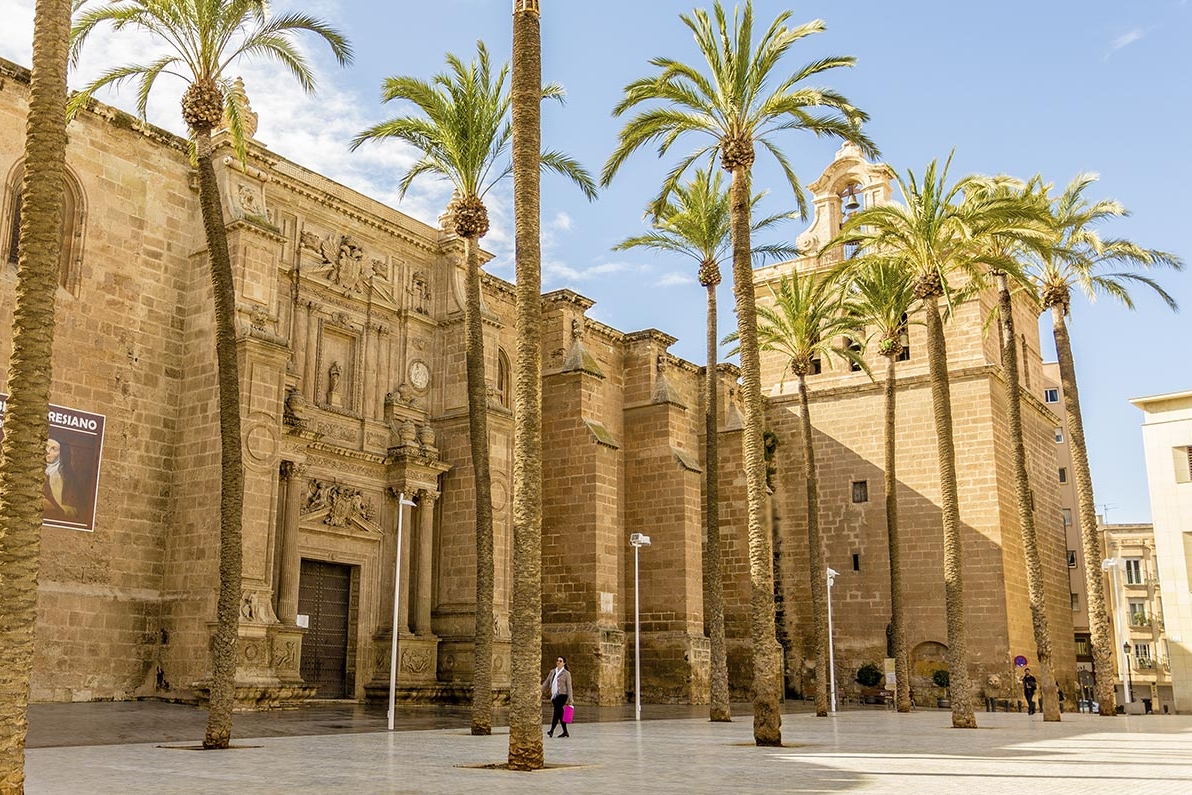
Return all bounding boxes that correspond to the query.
[275,461,305,624]
[302,301,317,401]
[397,491,414,634]
[414,489,438,635]
[363,322,377,420]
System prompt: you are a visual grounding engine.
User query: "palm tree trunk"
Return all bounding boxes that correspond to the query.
[799,374,828,718]
[705,282,730,722]
[0,0,71,787]
[727,164,782,746]
[883,353,910,712]
[195,128,245,750]
[1051,305,1116,717]
[923,294,976,728]
[465,231,495,735]
[997,276,1059,721]
[508,0,545,771]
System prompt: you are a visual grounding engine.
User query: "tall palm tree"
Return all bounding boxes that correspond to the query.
[68,0,351,749]
[843,259,916,713]
[508,0,545,772]
[836,157,1041,729]
[602,0,875,746]
[350,40,593,738]
[1029,173,1184,717]
[967,174,1063,722]
[731,270,864,718]
[613,168,795,722]
[0,0,73,788]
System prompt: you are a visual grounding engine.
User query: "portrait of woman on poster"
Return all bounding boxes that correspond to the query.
[44,435,83,521]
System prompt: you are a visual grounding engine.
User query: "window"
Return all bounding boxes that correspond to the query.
[1067,549,1077,568]
[896,314,910,361]
[851,480,868,503]
[495,349,511,409]
[1020,335,1031,388]
[1174,446,1192,484]
[1128,599,1148,626]
[3,162,84,293]
[810,355,822,375]
[1062,508,1073,526]
[1044,388,1059,403]
[1134,642,1153,667]
[1070,593,1079,611]
[1125,558,1143,585]
[852,553,860,572]
[1054,427,1064,443]
[847,339,863,372]
[1058,467,1067,484]
[1075,637,1091,657]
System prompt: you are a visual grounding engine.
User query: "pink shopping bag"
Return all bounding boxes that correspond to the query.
[562,704,575,724]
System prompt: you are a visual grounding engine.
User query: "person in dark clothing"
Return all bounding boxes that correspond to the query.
[541,655,573,738]
[1022,668,1038,715]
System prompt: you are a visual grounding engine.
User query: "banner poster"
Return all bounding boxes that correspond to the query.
[0,393,105,532]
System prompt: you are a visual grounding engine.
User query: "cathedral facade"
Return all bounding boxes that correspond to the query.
[0,58,1074,710]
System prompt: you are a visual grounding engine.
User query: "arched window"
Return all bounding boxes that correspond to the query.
[3,161,85,294]
[839,181,863,259]
[496,348,511,408]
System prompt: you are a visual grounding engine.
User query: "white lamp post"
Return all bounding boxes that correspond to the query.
[827,567,839,714]
[630,532,651,721]
[388,491,418,731]
[1101,557,1132,705]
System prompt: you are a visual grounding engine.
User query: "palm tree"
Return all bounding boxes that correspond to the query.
[613,168,795,722]
[602,0,875,746]
[68,0,351,749]
[1029,173,1184,717]
[350,40,593,739]
[843,259,916,713]
[731,270,864,718]
[0,0,73,788]
[836,157,1041,729]
[966,174,1063,722]
[508,0,545,772]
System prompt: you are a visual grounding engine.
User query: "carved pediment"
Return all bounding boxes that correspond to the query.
[302,479,382,534]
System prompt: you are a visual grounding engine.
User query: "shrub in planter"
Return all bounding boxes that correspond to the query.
[932,668,951,708]
[856,663,884,688]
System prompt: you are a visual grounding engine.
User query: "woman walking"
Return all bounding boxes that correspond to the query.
[542,655,573,738]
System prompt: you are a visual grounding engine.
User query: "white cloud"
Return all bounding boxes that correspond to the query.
[654,272,693,288]
[0,1,33,66]
[549,211,572,232]
[1105,28,1145,59]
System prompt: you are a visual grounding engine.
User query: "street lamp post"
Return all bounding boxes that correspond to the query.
[388,491,418,731]
[630,532,651,722]
[1123,642,1134,707]
[827,567,839,714]
[1102,557,1131,705]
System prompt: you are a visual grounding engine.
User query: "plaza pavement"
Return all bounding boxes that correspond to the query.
[23,701,1192,794]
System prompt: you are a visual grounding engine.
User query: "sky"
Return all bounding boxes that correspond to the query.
[2,0,1189,524]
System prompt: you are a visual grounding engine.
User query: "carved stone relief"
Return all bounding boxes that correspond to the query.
[303,479,376,527]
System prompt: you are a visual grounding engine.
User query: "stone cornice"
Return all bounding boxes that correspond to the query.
[624,328,679,348]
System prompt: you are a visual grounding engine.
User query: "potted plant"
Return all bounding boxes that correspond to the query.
[856,662,888,705]
[932,668,951,709]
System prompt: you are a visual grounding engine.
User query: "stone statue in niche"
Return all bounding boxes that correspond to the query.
[326,361,342,407]
[410,272,430,315]
[571,317,583,340]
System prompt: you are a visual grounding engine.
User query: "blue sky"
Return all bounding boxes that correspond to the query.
[2,0,1189,523]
